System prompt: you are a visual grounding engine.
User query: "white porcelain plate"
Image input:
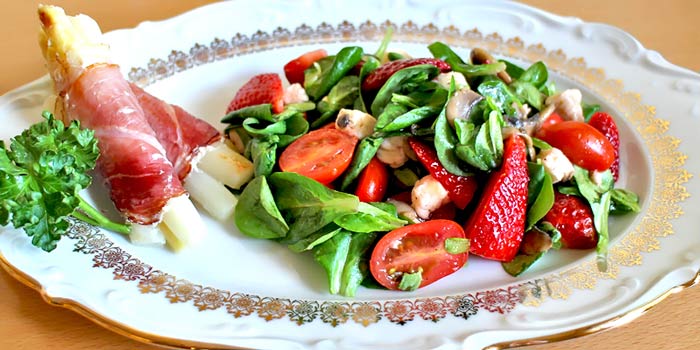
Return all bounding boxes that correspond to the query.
[1,1,699,349]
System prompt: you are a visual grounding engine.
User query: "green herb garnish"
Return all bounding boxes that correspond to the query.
[0,111,129,252]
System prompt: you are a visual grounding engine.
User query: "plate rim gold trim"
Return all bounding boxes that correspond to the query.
[2,251,698,350]
[0,16,694,349]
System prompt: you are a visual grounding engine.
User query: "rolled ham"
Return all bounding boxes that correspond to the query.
[64,64,187,225]
[38,4,210,248]
[129,83,221,181]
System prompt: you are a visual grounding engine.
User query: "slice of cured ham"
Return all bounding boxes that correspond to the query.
[65,63,187,225]
[129,83,221,181]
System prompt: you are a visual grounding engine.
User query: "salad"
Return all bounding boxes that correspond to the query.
[0,14,640,297]
[222,34,641,296]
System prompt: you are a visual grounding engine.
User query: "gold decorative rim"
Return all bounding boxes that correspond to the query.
[3,252,698,350]
[0,252,253,350]
[1,19,693,349]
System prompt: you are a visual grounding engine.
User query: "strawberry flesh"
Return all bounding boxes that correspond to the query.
[408,138,478,209]
[362,58,451,91]
[226,73,284,114]
[543,192,598,249]
[464,136,529,262]
[588,111,620,181]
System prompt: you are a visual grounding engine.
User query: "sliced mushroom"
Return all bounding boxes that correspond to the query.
[335,108,377,139]
[470,47,512,84]
[225,126,248,154]
[519,226,554,255]
[504,103,539,136]
[446,88,483,127]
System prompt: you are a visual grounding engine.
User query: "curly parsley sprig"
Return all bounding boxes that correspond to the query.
[0,111,130,252]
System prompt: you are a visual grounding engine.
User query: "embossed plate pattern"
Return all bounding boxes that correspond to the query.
[1,1,699,349]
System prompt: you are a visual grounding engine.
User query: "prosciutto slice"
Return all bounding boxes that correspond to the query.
[129,84,221,180]
[65,63,186,225]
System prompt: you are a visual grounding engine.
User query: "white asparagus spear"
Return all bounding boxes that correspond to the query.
[38,5,209,249]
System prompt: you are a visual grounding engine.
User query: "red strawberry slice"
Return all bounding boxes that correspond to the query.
[588,111,620,181]
[226,73,284,114]
[362,58,451,91]
[543,192,598,249]
[284,49,328,85]
[408,138,478,210]
[464,136,529,262]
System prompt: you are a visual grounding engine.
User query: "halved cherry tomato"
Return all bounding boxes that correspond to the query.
[539,111,563,129]
[283,49,328,85]
[279,128,357,184]
[355,157,389,202]
[370,220,468,290]
[319,122,336,130]
[535,121,615,171]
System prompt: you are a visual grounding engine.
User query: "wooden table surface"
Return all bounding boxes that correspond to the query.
[1,1,698,349]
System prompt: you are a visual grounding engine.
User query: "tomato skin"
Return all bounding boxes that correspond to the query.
[319,122,336,129]
[370,220,468,291]
[279,128,357,184]
[355,157,389,202]
[539,112,563,129]
[535,121,615,171]
[283,49,328,85]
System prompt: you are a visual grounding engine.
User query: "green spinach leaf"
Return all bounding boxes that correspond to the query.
[583,103,601,122]
[288,224,342,253]
[477,77,521,116]
[234,176,289,239]
[314,231,352,295]
[269,172,359,244]
[609,188,641,214]
[221,103,275,123]
[313,230,377,296]
[592,191,612,272]
[249,137,278,177]
[502,251,545,277]
[314,75,360,128]
[450,61,507,78]
[339,231,377,296]
[340,136,384,190]
[306,46,364,101]
[277,114,309,147]
[371,64,440,117]
[427,41,465,64]
[518,61,548,88]
[454,110,503,172]
[434,80,470,176]
[242,117,286,137]
[334,202,406,233]
[527,170,554,230]
[502,60,525,80]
